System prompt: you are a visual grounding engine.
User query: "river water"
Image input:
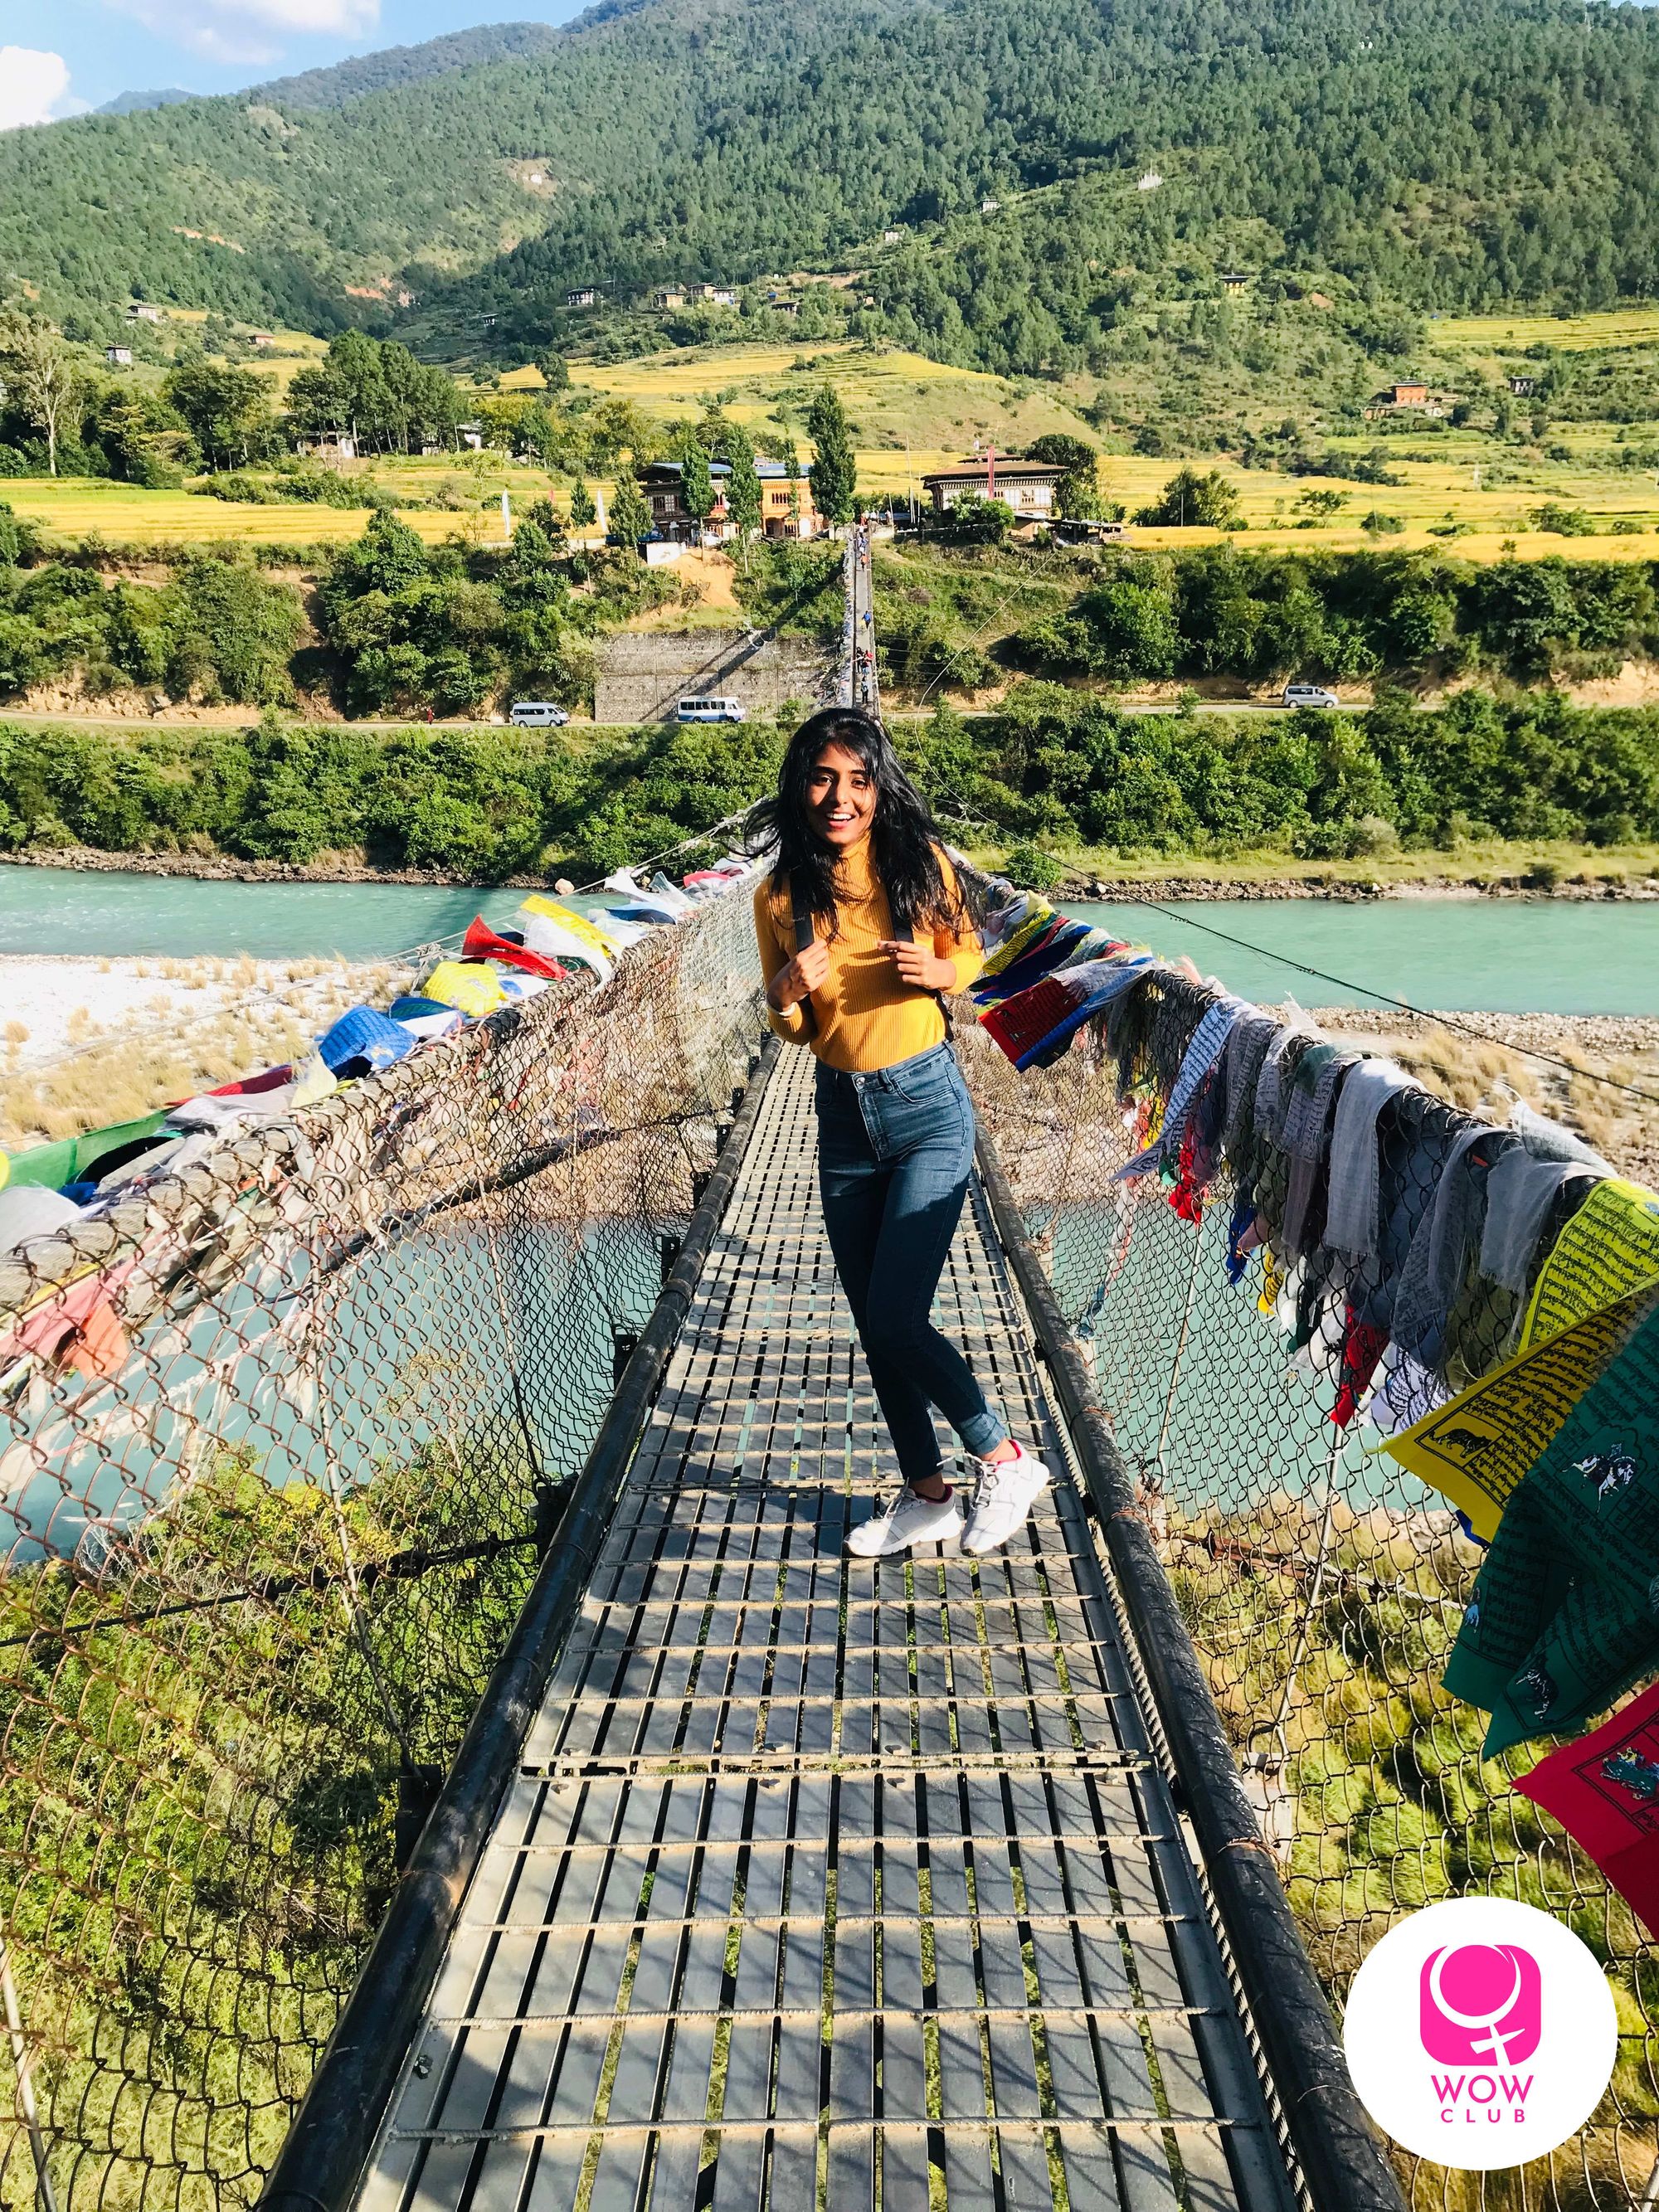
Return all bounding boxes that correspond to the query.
[1068,898,1659,1014]
[1,864,1657,1013]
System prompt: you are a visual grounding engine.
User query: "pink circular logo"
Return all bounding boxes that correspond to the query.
[1345,1898,1615,2168]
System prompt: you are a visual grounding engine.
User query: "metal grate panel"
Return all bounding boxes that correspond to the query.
[357,1048,1297,2211]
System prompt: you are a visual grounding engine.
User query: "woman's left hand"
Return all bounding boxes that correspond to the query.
[880,940,956,991]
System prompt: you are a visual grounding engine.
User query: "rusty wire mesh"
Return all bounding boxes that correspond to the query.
[0,884,764,2210]
[958,963,1659,2212]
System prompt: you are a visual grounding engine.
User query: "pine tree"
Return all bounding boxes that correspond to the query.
[779,433,801,530]
[569,477,597,530]
[608,473,651,549]
[678,433,715,531]
[807,386,857,527]
[722,424,762,568]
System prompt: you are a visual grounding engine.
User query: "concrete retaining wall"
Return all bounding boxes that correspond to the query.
[595,631,834,725]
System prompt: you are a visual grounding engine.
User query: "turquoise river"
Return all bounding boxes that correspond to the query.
[0,865,1657,1013]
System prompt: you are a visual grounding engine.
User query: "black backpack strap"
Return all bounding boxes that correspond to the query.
[791,878,815,954]
[788,877,820,1036]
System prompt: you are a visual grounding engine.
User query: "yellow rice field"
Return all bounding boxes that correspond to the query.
[11,455,1659,562]
[1431,307,1659,355]
[1,477,531,546]
[13,299,1659,560]
[856,446,1659,559]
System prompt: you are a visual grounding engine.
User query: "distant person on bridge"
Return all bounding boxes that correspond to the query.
[752,707,1051,1558]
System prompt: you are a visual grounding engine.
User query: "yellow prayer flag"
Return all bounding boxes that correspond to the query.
[421,960,509,1017]
[1383,1281,1659,1539]
[1520,1178,1659,1349]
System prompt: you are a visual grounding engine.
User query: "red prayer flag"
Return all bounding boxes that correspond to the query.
[980,975,1078,1066]
[461,916,568,980]
[1515,1676,1659,1936]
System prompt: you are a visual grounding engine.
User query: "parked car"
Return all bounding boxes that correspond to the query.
[676,696,746,723]
[1282,682,1340,709]
[509,700,570,727]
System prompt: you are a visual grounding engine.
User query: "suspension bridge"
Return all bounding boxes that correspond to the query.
[257,537,1395,2212]
[3,532,1636,2212]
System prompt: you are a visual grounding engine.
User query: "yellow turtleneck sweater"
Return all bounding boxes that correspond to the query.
[752,839,984,1072]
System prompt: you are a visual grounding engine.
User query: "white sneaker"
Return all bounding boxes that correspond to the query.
[846,1487,964,1558]
[961,1443,1052,1556]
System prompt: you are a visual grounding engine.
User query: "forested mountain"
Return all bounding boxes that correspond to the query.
[7,0,1659,362]
[246,22,563,112]
[96,90,196,115]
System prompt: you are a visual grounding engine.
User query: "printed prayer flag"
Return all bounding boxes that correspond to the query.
[1441,1298,1659,1756]
[1515,1677,1659,1937]
[1383,1283,1659,1539]
[1520,1178,1659,1349]
[979,955,1155,1072]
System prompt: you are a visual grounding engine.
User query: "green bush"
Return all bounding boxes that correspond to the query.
[893,680,1659,856]
[1002,841,1066,890]
[1011,547,1659,686]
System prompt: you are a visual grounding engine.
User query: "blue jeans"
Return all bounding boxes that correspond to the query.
[815,1043,1008,1487]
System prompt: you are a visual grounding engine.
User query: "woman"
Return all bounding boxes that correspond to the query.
[751,705,1050,1558]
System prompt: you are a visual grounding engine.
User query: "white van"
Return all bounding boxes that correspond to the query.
[508,700,570,727]
[1282,683,1340,710]
[676,696,745,724]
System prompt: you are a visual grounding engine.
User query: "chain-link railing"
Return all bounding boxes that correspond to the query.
[0,885,764,2211]
[958,959,1659,2212]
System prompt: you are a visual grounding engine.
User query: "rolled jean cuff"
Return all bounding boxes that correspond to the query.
[957,1408,1008,1461]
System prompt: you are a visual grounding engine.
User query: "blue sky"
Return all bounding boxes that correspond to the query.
[1,0,586,128]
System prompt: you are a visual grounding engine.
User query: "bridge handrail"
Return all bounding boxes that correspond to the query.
[955,907,1659,2212]
[256,1036,779,2212]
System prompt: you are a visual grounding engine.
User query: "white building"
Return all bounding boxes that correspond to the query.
[922,458,1065,518]
[295,430,358,460]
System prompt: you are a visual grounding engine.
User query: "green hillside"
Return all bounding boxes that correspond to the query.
[5,0,1659,362]
[245,21,564,112]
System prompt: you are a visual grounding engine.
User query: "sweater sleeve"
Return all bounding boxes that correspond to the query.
[753,878,810,1044]
[934,854,985,994]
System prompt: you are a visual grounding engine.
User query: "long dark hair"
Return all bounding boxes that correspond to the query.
[747,707,962,937]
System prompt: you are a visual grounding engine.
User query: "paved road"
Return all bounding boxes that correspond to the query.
[0,698,1364,732]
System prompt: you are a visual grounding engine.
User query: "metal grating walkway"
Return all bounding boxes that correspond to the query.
[356,1048,1298,2212]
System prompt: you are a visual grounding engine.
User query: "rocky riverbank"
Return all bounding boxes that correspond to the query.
[0,847,565,889]
[1073,873,1659,903]
[6,844,1659,901]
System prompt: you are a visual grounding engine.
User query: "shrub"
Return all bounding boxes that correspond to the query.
[1003,841,1065,890]
[1133,467,1242,529]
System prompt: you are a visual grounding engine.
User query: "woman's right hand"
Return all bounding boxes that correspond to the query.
[767,939,830,1009]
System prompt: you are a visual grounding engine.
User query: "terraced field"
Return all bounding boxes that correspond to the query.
[516,340,1086,455]
[1431,306,1659,355]
[14,309,1659,558]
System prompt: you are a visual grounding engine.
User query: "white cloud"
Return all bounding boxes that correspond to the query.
[0,47,84,130]
[103,0,380,67]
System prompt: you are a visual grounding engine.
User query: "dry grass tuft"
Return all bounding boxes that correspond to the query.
[0,955,423,1154]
